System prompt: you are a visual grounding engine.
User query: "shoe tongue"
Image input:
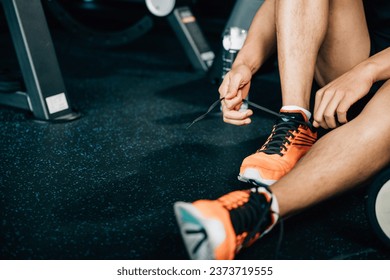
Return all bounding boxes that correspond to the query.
[279,110,307,122]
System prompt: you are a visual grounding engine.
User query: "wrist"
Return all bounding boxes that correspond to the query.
[232,49,261,75]
[357,60,378,84]
[232,58,258,75]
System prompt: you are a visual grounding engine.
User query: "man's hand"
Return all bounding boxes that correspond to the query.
[218,64,254,126]
[313,63,375,129]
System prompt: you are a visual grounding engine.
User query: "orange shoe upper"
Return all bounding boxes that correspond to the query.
[240,110,317,181]
[193,189,275,260]
[192,198,237,260]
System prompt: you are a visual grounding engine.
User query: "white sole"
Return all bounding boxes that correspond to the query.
[174,202,226,260]
[238,168,276,186]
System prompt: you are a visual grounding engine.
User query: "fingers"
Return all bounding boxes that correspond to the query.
[226,73,245,99]
[218,78,229,99]
[313,89,350,129]
[219,67,251,99]
[221,85,251,126]
[312,119,321,128]
[315,92,339,129]
[224,89,243,110]
[313,86,325,119]
[219,73,250,110]
[219,72,242,100]
[313,88,331,129]
[336,101,350,125]
[222,104,253,125]
[218,65,253,126]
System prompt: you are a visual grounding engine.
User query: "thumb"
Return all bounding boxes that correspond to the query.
[312,120,320,128]
[226,73,244,99]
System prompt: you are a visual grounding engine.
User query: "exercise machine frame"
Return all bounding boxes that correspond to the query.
[0,0,80,121]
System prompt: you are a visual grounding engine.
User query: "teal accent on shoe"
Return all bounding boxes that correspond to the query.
[180,207,201,226]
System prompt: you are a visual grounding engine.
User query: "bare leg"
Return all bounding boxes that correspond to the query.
[272,80,390,217]
[276,0,370,109]
[222,0,370,126]
[276,0,329,110]
[316,0,370,86]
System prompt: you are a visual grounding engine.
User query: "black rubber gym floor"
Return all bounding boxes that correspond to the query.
[1,16,390,260]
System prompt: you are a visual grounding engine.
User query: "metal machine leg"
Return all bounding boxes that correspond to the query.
[0,0,80,121]
[167,6,215,72]
[145,1,214,72]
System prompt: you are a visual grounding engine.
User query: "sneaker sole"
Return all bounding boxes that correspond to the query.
[174,202,226,260]
[238,168,276,186]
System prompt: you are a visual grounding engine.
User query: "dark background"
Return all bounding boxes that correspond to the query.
[0,0,389,260]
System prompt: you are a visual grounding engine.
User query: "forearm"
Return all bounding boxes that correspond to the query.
[232,0,277,75]
[361,47,390,83]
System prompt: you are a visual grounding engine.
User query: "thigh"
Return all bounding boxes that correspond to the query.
[358,80,390,122]
[315,0,371,87]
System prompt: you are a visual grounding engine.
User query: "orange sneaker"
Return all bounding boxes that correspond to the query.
[239,109,317,185]
[174,183,279,260]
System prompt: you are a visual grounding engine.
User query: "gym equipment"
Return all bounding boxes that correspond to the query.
[44,0,154,49]
[367,167,390,248]
[146,0,214,71]
[0,0,80,121]
[145,0,175,17]
[0,69,24,93]
[167,5,214,71]
[224,0,264,32]
[46,0,214,72]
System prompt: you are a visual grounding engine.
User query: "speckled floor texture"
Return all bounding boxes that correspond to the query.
[1,14,390,260]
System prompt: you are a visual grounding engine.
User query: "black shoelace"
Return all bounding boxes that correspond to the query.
[247,181,283,260]
[187,98,315,157]
[186,97,280,129]
[230,186,272,239]
[261,116,314,156]
[230,180,283,259]
[188,99,310,258]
